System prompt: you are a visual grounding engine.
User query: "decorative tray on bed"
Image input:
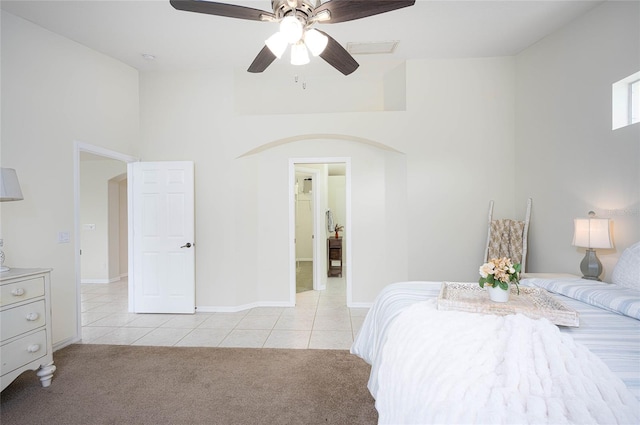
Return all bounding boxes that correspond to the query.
[437,282,579,327]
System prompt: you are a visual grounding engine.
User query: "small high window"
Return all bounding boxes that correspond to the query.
[630,79,639,125]
[613,71,640,130]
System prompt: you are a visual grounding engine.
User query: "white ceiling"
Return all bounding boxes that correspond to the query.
[1,0,603,76]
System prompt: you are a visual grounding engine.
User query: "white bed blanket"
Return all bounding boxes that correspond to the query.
[374,299,640,424]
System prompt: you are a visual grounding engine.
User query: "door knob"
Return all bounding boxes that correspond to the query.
[180,243,192,248]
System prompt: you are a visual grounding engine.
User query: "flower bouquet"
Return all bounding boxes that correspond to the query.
[479,257,521,297]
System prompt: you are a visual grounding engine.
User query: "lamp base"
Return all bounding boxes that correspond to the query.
[0,246,8,272]
[580,248,602,281]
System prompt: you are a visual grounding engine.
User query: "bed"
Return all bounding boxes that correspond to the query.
[351,243,640,424]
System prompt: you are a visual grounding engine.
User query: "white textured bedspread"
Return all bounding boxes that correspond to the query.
[372,298,640,424]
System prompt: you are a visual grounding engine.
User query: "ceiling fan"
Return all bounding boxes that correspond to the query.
[170,0,415,75]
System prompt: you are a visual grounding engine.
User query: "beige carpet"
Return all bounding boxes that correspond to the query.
[0,344,377,425]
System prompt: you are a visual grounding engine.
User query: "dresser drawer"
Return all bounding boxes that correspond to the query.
[1,300,46,341]
[1,329,48,376]
[328,238,342,248]
[0,276,45,307]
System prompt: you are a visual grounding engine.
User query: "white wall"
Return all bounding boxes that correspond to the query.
[328,175,346,267]
[404,57,517,281]
[383,63,407,111]
[79,159,126,282]
[0,11,139,346]
[139,55,515,308]
[515,1,640,282]
[234,64,385,114]
[328,175,346,244]
[254,139,407,305]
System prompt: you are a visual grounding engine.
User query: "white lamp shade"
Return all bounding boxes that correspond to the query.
[304,29,328,56]
[265,31,288,59]
[572,218,613,249]
[279,16,303,44]
[291,42,310,66]
[0,168,24,202]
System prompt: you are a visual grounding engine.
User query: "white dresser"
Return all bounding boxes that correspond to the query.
[1,268,55,391]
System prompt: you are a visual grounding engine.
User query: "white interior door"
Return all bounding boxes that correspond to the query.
[129,161,195,313]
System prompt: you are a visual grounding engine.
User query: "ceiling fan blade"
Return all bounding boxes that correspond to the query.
[170,0,275,21]
[247,46,277,73]
[317,31,359,76]
[315,0,415,24]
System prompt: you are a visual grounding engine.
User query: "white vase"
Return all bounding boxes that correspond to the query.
[487,285,510,302]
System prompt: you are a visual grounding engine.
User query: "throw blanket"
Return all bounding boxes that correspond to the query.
[374,299,639,424]
[488,219,525,264]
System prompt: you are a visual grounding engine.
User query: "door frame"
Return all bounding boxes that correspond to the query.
[73,141,139,340]
[288,158,352,306]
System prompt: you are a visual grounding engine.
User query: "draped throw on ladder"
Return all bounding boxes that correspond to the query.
[484,198,532,273]
[487,219,526,265]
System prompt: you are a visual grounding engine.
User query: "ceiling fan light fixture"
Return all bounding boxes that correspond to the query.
[171,0,415,75]
[291,42,310,66]
[265,31,288,59]
[279,15,303,44]
[304,29,328,56]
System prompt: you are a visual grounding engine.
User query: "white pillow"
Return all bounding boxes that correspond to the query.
[612,241,640,290]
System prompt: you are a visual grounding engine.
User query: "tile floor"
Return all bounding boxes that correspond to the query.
[80,275,368,350]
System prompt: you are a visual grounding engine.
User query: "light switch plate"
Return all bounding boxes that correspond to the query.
[57,231,71,243]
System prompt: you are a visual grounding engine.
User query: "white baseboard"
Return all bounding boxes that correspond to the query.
[197,300,369,312]
[81,277,121,284]
[197,300,295,313]
[53,335,81,352]
[347,301,373,309]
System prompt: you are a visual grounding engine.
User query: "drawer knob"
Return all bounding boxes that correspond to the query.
[26,312,40,321]
[27,344,41,353]
[11,288,25,296]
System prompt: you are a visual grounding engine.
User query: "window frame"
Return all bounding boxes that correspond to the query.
[628,78,639,126]
[612,71,640,130]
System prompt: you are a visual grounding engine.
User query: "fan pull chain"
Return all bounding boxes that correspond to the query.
[293,74,307,90]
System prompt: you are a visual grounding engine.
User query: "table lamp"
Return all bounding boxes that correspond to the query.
[572,211,613,281]
[0,168,24,272]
